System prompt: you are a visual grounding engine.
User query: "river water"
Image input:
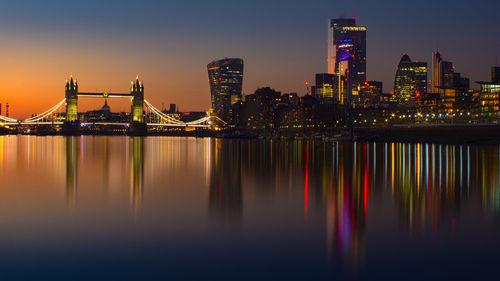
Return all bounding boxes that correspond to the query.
[0,136,498,280]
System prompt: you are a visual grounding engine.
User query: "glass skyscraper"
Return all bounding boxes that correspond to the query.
[327,18,367,104]
[394,54,428,102]
[207,58,244,122]
[394,54,416,102]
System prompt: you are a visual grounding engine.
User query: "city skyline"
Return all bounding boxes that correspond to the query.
[1,0,499,118]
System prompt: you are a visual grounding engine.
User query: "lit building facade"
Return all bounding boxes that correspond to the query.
[327,18,367,104]
[312,73,337,99]
[394,54,416,102]
[393,54,428,102]
[413,62,428,94]
[207,58,244,122]
[478,67,500,118]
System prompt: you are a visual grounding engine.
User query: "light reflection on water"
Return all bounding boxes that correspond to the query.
[0,135,499,280]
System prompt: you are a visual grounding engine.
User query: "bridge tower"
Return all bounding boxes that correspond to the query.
[129,76,147,136]
[62,76,81,135]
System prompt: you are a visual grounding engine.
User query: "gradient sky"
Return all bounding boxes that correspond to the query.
[1,0,499,118]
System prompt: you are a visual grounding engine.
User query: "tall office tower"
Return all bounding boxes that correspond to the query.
[432,52,443,94]
[394,54,416,102]
[327,18,367,104]
[394,54,428,102]
[207,58,244,122]
[413,62,428,93]
[432,51,455,94]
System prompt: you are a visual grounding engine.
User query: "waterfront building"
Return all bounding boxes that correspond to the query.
[327,18,367,104]
[277,93,301,129]
[478,67,500,118]
[207,58,244,123]
[441,72,470,112]
[238,87,281,130]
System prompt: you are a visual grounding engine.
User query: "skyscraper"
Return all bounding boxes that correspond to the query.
[413,62,428,94]
[394,54,428,102]
[327,18,367,104]
[207,58,244,122]
[394,54,416,102]
[432,52,455,94]
[432,52,443,94]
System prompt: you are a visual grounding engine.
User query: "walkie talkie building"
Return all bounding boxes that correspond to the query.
[207,58,244,122]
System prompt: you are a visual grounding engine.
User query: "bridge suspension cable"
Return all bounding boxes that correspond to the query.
[212,116,228,126]
[144,100,189,125]
[22,98,67,123]
[0,115,18,123]
[144,99,227,127]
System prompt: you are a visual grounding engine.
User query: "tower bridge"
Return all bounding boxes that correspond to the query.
[0,76,227,135]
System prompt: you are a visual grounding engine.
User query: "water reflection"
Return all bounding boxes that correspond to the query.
[130,137,144,215]
[209,139,242,222]
[0,136,499,277]
[327,142,368,269]
[66,137,78,208]
[204,139,500,269]
[387,143,500,236]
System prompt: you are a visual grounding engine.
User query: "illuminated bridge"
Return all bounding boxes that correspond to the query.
[0,76,227,135]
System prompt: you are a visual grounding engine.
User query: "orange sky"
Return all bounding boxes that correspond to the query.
[0,38,213,119]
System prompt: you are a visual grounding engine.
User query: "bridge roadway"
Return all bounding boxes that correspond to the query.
[78,92,133,98]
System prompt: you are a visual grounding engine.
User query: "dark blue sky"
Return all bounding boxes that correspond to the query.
[1,0,499,114]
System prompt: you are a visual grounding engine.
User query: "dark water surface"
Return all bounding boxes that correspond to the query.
[0,136,499,280]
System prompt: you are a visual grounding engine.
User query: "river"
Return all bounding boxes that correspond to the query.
[0,136,498,280]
